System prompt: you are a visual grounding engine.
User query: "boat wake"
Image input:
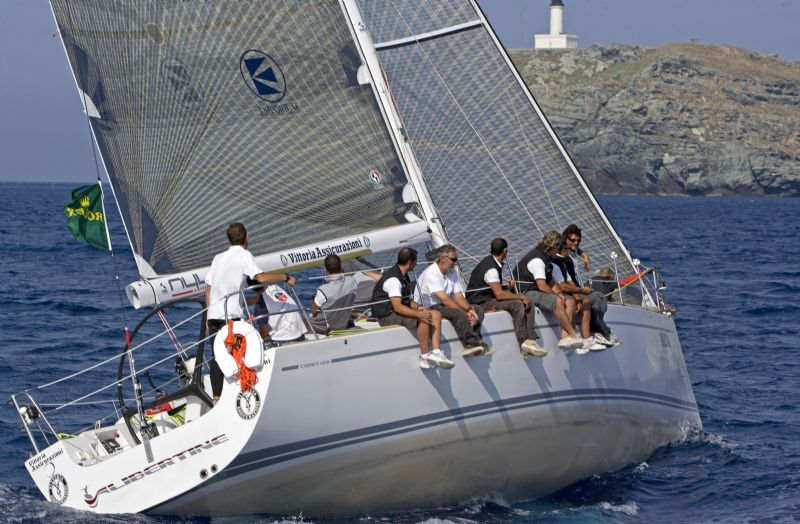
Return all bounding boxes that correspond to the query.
[678,426,739,451]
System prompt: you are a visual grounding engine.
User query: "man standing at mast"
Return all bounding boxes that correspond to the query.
[205,222,296,401]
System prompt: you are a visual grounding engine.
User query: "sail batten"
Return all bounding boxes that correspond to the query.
[374,19,482,50]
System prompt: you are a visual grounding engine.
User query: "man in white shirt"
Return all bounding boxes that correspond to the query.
[415,244,491,357]
[371,248,452,369]
[205,223,296,400]
[261,284,308,344]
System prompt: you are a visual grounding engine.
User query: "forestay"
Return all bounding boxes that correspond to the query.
[50,0,417,277]
[357,0,636,278]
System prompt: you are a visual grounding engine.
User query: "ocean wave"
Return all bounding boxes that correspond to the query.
[595,501,639,516]
[679,428,739,451]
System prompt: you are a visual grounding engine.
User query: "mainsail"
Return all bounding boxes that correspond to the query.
[357,0,636,278]
[50,0,421,277]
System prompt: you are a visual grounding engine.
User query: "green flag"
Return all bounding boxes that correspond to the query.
[64,183,110,250]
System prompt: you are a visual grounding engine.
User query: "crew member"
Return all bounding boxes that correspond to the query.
[466,238,545,357]
[205,223,295,401]
[415,244,490,357]
[371,248,452,369]
[310,254,358,334]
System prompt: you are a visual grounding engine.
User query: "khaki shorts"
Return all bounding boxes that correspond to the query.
[525,290,557,313]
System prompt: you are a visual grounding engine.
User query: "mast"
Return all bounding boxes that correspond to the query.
[339,0,450,249]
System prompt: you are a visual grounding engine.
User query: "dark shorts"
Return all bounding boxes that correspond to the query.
[525,291,557,313]
[253,300,269,327]
[377,311,418,332]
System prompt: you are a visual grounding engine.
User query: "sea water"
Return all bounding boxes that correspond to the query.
[1,183,798,523]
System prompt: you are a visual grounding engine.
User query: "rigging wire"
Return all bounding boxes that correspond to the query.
[386,0,544,237]
[504,82,561,232]
[69,0,133,390]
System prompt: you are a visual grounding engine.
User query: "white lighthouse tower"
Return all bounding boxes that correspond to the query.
[534,0,578,49]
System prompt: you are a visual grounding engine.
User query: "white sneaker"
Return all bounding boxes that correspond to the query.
[557,335,584,350]
[583,337,606,352]
[592,333,614,347]
[575,345,590,355]
[608,333,621,346]
[424,350,455,369]
[419,355,431,369]
[521,339,548,357]
[462,345,484,357]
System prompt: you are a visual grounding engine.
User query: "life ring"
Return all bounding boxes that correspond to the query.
[213,321,264,378]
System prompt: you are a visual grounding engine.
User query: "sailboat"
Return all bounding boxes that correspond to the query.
[14,0,700,516]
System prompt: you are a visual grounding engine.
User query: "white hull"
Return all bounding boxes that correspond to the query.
[27,305,699,516]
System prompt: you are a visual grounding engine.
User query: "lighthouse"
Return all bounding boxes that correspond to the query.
[534,0,578,49]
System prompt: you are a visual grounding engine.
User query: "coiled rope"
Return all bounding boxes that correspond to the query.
[224,320,258,393]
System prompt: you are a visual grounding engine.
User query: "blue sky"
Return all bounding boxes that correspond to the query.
[1,0,797,183]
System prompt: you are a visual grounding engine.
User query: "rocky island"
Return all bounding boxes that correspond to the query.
[510,43,800,196]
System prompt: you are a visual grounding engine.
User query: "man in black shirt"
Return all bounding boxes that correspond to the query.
[371,248,453,369]
[513,231,584,351]
[562,225,620,346]
[466,238,545,357]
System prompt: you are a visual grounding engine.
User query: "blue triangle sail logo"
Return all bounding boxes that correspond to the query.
[240,50,286,102]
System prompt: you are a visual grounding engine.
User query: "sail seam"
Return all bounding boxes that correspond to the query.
[504,82,561,231]
[385,1,544,237]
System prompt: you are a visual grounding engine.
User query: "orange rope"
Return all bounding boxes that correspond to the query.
[225,320,258,393]
[619,270,648,287]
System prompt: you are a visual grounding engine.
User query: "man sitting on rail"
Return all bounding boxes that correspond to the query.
[414,244,491,357]
[371,248,453,369]
[561,225,620,346]
[310,254,358,334]
[466,238,545,357]
[513,231,584,352]
[551,241,606,352]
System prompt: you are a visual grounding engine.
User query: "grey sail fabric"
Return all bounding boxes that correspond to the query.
[358,0,636,281]
[50,0,411,276]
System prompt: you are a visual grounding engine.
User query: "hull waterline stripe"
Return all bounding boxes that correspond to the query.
[147,387,697,513]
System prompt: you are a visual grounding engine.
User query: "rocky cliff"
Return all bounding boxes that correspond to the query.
[509,44,800,196]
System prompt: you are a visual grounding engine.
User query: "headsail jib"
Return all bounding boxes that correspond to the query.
[356,0,637,277]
